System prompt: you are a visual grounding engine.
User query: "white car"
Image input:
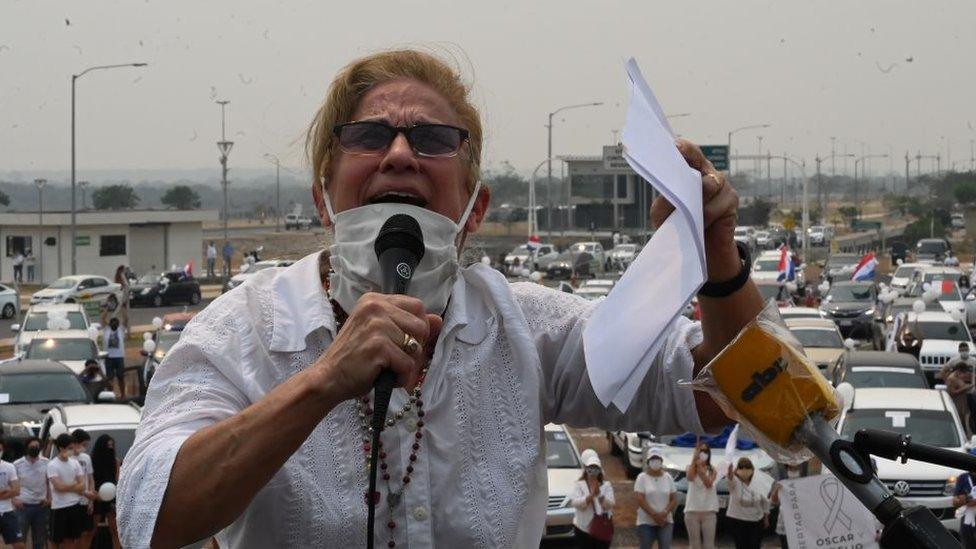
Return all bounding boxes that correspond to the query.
[284,213,312,230]
[754,230,772,249]
[504,243,558,273]
[569,242,606,270]
[751,250,805,287]
[930,280,974,326]
[543,424,583,539]
[951,212,965,229]
[0,283,18,319]
[807,225,833,246]
[608,431,653,476]
[733,226,756,249]
[30,275,123,311]
[40,403,142,460]
[20,329,105,375]
[778,307,825,321]
[836,387,970,532]
[889,263,925,295]
[12,303,94,356]
[609,244,639,269]
[575,286,610,301]
[910,311,973,375]
[223,259,296,292]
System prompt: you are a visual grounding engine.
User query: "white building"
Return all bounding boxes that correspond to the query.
[0,210,218,284]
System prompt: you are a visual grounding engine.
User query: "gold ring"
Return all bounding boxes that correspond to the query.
[402,333,421,355]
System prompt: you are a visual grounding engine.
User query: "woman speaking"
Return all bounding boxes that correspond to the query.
[118,48,763,547]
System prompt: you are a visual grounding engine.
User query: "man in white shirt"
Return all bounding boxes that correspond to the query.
[0,439,25,549]
[206,241,217,278]
[11,253,23,284]
[101,316,127,399]
[71,430,97,548]
[13,437,48,549]
[47,434,85,548]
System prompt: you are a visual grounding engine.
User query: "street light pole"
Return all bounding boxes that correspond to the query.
[853,154,888,221]
[216,100,234,256]
[547,101,602,239]
[726,124,771,177]
[70,62,147,275]
[264,154,281,233]
[34,179,46,283]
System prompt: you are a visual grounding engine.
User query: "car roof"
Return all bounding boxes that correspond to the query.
[850,388,947,411]
[757,250,782,258]
[0,360,76,374]
[785,318,838,330]
[26,303,85,313]
[832,281,873,288]
[920,266,963,275]
[544,423,568,433]
[918,238,948,243]
[844,351,921,369]
[893,263,925,270]
[29,329,92,339]
[59,404,141,426]
[913,311,958,323]
[780,307,821,315]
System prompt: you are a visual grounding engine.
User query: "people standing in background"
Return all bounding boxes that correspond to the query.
[953,468,976,549]
[725,457,769,549]
[947,363,974,437]
[634,451,677,549]
[70,430,97,549]
[221,241,234,277]
[12,253,23,284]
[684,442,719,549]
[91,435,121,549]
[46,434,84,549]
[0,438,25,549]
[571,449,615,548]
[23,252,34,283]
[769,461,810,548]
[206,241,217,279]
[100,314,127,400]
[939,342,976,381]
[13,437,47,549]
[113,265,130,331]
[946,250,961,267]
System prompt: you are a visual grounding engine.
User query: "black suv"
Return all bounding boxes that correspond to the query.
[129,271,202,307]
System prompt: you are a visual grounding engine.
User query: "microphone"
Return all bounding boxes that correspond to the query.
[366,214,424,549]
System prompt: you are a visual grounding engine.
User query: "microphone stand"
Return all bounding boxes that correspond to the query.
[796,417,965,548]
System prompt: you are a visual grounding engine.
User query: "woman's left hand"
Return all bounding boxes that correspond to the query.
[651,139,741,283]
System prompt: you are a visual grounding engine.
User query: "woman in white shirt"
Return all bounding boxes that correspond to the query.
[634,451,676,549]
[684,442,719,549]
[725,457,770,549]
[571,450,615,548]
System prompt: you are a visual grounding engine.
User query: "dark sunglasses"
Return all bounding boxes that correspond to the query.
[332,121,469,158]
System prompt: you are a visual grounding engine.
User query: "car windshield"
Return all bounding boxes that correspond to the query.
[572,244,593,253]
[915,321,970,341]
[754,259,781,272]
[25,338,95,361]
[734,228,750,236]
[576,288,608,300]
[781,310,821,319]
[84,428,137,460]
[935,284,963,301]
[137,275,159,284]
[893,266,918,279]
[613,245,636,253]
[827,285,873,302]
[827,256,859,268]
[23,312,87,331]
[810,226,824,233]
[509,245,529,255]
[756,231,769,238]
[545,429,580,468]
[841,409,959,447]
[47,278,76,290]
[0,373,89,404]
[790,328,843,348]
[155,331,181,354]
[845,369,927,389]
[917,241,947,254]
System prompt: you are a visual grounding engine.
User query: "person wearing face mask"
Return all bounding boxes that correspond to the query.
[938,342,976,381]
[947,363,975,436]
[0,439,25,549]
[725,457,770,549]
[70,430,97,549]
[91,435,121,549]
[100,312,127,400]
[13,437,48,549]
[570,450,615,548]
[684,442,719,549]
[118,49,764,548]
[47,434,85,549]
[769,462,809,548]
[634,451,677,549]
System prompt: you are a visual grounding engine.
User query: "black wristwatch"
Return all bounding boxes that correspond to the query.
[697,241,751,298]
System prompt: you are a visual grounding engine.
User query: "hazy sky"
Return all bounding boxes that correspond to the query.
[2,0,975,179]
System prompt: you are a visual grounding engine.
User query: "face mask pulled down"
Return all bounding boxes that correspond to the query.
[324,184,481,316]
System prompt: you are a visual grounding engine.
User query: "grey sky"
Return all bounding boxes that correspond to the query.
[2,0,975,180]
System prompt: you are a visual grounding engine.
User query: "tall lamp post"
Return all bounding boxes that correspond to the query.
[34,179,46,283]
[216,100,234,255]
[547,101,602,238]
[815,153,855,221]
[71,62,147,275]
[264,153,281,233]
[767,155,810,262]
[853,154,888,221]
[727,124,771,176]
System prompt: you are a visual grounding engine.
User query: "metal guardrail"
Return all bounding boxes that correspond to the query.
[831,222,910,253]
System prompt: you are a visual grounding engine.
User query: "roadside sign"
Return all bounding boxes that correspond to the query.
[75,235,90,246]
[783,217,796,231]
[700,145,729,171]
[602,145,632,172]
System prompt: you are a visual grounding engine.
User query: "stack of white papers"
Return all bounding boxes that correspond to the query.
[583,58,707,412]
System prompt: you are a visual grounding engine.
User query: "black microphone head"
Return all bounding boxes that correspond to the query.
[374,214,425,263]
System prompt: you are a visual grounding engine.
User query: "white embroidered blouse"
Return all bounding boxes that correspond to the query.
[118,251,704,548]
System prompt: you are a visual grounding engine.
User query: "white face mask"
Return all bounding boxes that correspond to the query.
[324,183,481,315]
[697,454,709,464]
[647,459,663,472]
[961,352,970,360]
[786,468,801,479]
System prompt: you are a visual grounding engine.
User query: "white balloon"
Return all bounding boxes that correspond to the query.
[98,482,117,502]
[844,338,857,350]
[143,331,153,341]
[922,282,931,291]
[818,282,830,294]
[151,317,164,330]
[896,258,904,265]
[87,326,100,341]
[951,309,966,322]
[785,282,798,293]
[878,292,892,304]
[922,290,936,304]
[142,340,157,354]
[835,382,856,411]
[480,256,491,266]
[47,310,67,320]
[45,319,58,331]
[912,300,926,314]
[529,271,543,282]
[520,268,531,278]
[49,422,67,438]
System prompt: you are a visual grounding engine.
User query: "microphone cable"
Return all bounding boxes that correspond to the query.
[367,370,397,549]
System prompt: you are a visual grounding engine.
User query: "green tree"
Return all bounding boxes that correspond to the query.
[737,197,773,226]
[954,180,976,205]
[161,185,202,209]
[837,206,860,226]
[92,184,139,210]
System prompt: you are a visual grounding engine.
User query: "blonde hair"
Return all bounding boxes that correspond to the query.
[306,49,483,193]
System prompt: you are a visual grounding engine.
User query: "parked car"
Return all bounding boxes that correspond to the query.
[30,275,123,310]
[836,387,969,532]
[820,281,881,346]
[0,284,18,319]
[821,253,861,284]
[906,266,970,296]
[889,263,925,295]
[951,213,965,230]
[569,242,606,271]
[881,298,942,335]
[896,311,973,378]
[778,307,825,321]
[223,259,296,293]
[284,213,312,230]
[733,226,756,250]
[915,238,951,264]
[141,313,197,389]
[785,318,845,374]
[830,351,927,389]
[543,424,582,539]
[21,330,104,375]
[890,242,910,266]
[12,303,92,356]
[807,225,833,246]
[754,230,772,249]
[608,244,639,269]
[545,250,595,280]
[39,402,142,460]
[129,271,201,307]
[608,430,654,477]
[0,360,95,448]
[755,281,795,307]
[928,279,974,326]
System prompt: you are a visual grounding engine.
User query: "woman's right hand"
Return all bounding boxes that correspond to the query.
[315,293,443,402]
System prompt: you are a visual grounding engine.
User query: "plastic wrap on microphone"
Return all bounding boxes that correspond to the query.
[684,300,841,465]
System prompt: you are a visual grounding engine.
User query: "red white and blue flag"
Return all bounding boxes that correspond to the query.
[526,234,540,252]
[777,246,796,282]
[851,252,877,281]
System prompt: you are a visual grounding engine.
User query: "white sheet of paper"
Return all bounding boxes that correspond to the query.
[583,58,707,411]
[0,394,8,404]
